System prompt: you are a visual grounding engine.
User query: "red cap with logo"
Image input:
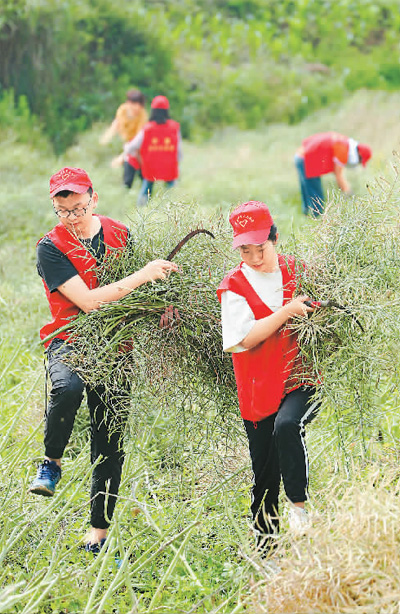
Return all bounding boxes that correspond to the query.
[357,144,372,167]
[229,201,274,249]
[50,167,93,198]
[151,95,170,110]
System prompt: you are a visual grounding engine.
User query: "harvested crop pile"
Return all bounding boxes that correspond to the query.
[249,464,400,613]
[65,201,238,422]
[288,168,400,450]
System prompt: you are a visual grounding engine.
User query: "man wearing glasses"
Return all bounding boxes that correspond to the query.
[30,167,177,553]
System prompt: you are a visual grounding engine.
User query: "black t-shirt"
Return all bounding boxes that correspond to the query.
[37,228,107,292]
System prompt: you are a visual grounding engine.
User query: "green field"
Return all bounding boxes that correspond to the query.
[1,90,400,612]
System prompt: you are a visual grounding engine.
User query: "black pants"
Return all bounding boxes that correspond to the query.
[123,161,140,189]
[44,339,129,529]
[244,387,318,537]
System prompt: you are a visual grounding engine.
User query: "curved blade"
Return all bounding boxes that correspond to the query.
[166,229,215,261]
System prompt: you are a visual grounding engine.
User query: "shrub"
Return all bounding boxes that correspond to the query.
[0,0,179,153]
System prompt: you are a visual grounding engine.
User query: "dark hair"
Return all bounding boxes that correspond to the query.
[268,224,278,242]
[150,108,169,124]
[126,89,145,105]
[53,187,93,199]
[237,224,278,249]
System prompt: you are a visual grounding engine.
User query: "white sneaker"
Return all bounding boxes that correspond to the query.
[288,506,311,534]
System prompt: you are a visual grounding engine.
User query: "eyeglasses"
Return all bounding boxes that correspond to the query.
[53,196,92,219]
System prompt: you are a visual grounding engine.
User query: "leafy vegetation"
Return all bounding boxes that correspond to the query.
[2,0,400,150]
[0,0,175,152]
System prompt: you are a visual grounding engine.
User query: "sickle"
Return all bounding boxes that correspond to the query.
[305,299,364,332]
[166,229,215,261]
[324,300,365,333]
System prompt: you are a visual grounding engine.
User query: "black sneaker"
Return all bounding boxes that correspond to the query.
[84,538,107,556]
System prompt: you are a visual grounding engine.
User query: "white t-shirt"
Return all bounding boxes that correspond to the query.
[221,263,284,353]
[346,138,359,167]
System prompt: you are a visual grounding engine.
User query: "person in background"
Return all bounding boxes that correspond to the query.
[100,88,148,189]
[217,201,319,556]
[124,95,181,206]
[29,166,177,553]
[294,132,372,216]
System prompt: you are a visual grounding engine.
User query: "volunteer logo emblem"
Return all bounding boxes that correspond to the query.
[236,214,254,228]
[60,168,73,180]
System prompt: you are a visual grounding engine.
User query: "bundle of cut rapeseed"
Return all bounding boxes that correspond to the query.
[65,200,238,420]
[287,163,400,452]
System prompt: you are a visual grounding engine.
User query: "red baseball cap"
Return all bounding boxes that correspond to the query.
[50,167,93,198]
[229,201,274,249]
[357,144,372,167]
[151,95,170,110]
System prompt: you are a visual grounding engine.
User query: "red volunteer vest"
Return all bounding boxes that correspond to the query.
[39,215,128,347]
[217,255,304,422]
[140,120,179,182]
[303,132,349,178]
[127,154,140,170]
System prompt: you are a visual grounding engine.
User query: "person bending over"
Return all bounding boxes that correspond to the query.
[294,132,372,216]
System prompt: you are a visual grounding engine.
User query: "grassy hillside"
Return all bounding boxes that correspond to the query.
[1,90,400,612]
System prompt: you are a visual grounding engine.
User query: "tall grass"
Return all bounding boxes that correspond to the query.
[286,171,400,456]
[0,349,251,612]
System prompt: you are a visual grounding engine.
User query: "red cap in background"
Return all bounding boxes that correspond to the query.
[358,144,372,167]
[229,201,274,249]
[151,95,170,109]
[50,167,93,198]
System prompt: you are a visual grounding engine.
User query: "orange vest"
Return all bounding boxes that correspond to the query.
[303,132,349,178]
[217,255,306,422]
[140,120,179,182]
[39,216,128,347]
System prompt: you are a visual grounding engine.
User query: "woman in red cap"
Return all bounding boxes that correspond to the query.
[294,132,372,216]
[217,201,319,554]
[124,95,181,206]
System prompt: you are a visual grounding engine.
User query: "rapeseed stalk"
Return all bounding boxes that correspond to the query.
[66,201,238,424]
[287,164,400,454]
